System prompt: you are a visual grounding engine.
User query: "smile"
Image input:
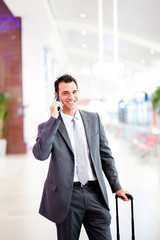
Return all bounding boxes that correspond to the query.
[67,100,76,104]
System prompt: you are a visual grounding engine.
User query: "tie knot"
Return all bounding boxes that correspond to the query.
[72,117,78,123]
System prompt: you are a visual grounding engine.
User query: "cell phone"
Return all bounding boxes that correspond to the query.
[54,93,60,111]
[55,93,60,102]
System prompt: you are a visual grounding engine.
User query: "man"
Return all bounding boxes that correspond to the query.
[33,74,129,240]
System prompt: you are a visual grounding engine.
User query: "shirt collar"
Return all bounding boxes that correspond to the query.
[61,111,73,125]
[74,109,81,120]
[61,109,81,123]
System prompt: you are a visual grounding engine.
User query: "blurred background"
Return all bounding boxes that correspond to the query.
[0,0,160,239]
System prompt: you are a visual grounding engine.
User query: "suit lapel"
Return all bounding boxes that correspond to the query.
[57,114,73,154]
[57,111,92,155]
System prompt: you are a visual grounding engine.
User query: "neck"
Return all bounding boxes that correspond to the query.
[62,108,78,116]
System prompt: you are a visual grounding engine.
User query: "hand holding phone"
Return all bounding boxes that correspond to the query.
[50,94,63,118]
[55,94,60,112]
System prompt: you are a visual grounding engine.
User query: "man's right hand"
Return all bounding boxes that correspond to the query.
[50,99,63,119]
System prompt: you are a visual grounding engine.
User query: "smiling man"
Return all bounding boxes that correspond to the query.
[33,74,129,240]
[50,77,79,117]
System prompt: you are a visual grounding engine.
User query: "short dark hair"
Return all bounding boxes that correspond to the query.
[54,74,78,93]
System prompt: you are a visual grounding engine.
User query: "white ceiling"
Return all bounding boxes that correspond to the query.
[47,0,160,99]
[4,0,160,100]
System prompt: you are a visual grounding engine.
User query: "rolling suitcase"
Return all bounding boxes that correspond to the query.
[115,194,135,240]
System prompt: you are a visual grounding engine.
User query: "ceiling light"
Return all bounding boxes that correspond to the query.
[140,59,145,64]
[81,43,87,48]
[150,49,154,54]
[81,30,87,35]
[80,13,86,18]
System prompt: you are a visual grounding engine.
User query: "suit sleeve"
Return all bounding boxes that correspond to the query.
[32,116,61,161]
[97,114,122,193]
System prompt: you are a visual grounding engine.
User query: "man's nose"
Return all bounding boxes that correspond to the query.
[68,93,74,98]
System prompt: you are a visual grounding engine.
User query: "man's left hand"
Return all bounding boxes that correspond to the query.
[115,189,130,201]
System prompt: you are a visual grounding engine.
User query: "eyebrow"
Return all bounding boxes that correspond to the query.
[62,90,78,93]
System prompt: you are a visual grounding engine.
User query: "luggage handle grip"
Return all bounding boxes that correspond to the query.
[115,193,133,200]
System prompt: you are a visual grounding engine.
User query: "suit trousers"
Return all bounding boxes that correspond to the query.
[56,181,112,240]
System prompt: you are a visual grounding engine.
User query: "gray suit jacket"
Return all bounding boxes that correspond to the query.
[32,110,121,224]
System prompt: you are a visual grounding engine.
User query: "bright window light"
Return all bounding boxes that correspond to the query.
[133,72,153,85]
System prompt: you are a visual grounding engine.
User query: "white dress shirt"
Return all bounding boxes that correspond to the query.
[61,110,96,182]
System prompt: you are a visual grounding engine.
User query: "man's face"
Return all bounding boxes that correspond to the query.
[58,81,79,116]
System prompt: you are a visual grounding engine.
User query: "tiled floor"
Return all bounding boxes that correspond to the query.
[0,133,160,240]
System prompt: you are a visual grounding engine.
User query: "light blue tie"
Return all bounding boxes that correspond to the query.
[72,117,89,185]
